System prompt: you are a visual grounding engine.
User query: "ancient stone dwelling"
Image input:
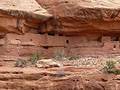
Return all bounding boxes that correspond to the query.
[36,0,120,56]
[0,0,120,60]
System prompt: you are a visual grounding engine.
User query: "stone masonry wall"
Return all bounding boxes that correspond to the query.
[0,33,120,59]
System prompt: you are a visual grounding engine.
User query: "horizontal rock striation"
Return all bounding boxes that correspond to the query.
[36,0,120,35]
[0,0,52,34]
[0,66,118,90]
[0,0,52,20]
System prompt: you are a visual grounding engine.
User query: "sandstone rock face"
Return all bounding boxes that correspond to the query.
[0,0,52,34]
[36,59,61,68]
[34,0,120,56]
[36,0,120,34]
[0,0,55,60]
[0,0,51,20]
[0,1,120,90]
[0,66,119,90]
[0,0,119,59]
[0,0,120,58]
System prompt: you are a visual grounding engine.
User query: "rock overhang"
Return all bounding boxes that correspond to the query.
[36,0,120,20]
[0,0,52,34]
[36,0,120,35]
[0,0,52,21]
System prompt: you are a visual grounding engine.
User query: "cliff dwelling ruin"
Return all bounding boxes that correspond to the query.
[0,0,120,90]
[0,0,120,59]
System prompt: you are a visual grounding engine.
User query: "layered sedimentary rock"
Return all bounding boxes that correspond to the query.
[35,0,120,56]
[0,0,51,34]
[36,0,120,34]
[0,0,53,60]
[0,1,120,90]
[1,0,120,59]
[0,66,119,90]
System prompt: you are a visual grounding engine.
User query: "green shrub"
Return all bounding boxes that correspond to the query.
[109,69,120,75]
[15,59,27,68]
[104,60,116,70]
[15,52,42,67]
[103,60,120,75]
[29,53,40,65]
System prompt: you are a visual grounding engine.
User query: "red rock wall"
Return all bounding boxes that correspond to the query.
[0,32,120,59]
[33,0,120,57]
[36,0,120,35]
[0,0,120,60]
[0,17,120,58]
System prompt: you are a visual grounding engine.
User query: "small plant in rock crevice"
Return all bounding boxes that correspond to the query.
[29,53,40,65]
[14,52,42,67]
[15,59,28,68]
[53,50,65,61]
[103,60,120,75]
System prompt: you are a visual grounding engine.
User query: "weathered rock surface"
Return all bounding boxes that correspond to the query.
[36,59,61,68]
[0,0,119,61]
[0,66,118,90]
[0,0,52,34]
[36,0,120,34]
[0,0,119,58]
[0,0,51,20]
[0,1,120,89]
[34,0,120,56]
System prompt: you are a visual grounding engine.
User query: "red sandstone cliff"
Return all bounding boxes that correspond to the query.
[0,0,52,34]
[0,1,119,90]
[36,0,120,35]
